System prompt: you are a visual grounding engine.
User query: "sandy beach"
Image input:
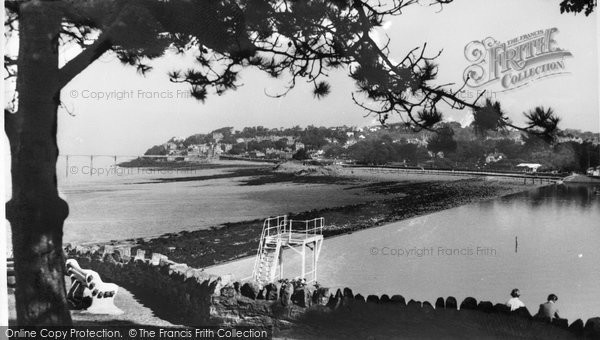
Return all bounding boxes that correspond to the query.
[126,163,537,269]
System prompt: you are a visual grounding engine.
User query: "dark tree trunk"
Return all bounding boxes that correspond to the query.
[5,1,71,325]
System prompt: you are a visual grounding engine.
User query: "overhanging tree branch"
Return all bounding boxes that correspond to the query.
[58,30,113,89]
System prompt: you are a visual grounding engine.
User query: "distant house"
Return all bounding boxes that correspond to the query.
[556,135,584,144]
[221,143,233,152]
[212,132,224,143]
[587,166,600,177]
[485,152,506,164]
[164,142,177,151]
[406,137,427,147]
[265,148,292,159]
[249,151,266,158]
[516,163,542,173]
[295,142,305,150]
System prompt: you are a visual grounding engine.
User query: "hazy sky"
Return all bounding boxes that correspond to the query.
[54,0,598,155]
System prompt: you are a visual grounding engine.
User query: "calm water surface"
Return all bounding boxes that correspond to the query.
[207,184,600,322]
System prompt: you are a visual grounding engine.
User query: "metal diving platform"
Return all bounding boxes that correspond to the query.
[251,215,324,287]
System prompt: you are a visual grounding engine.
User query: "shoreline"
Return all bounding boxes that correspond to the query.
[115,168,543,269]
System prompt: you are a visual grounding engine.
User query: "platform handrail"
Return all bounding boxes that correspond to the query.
[287,217,324,243]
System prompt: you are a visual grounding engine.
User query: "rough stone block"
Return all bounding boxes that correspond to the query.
[159,255,170,266]
[265,282,280,300]
[354,294,365,303]
[134,249,146,262]
[422,301,434,312]
[292,287,312,308]
[552,318,568,329]
[149,253,161,265]
[435,297,445,309]
[407,300,422,309]
[184,268,197,280]
[119,247,131,259]
[102,245,114,257]
[220,285,236,298]
[460,297,477,310]
[326,294,339,309]
[366,295,379,304]
[568,319,583,337]
[103,253,118,265]
[493,303,510,314]
[477,301,494,313]
[584,317,600,339]
[169,263,189,276]
[390,295,406,306]
[445,297,457,310]
[568,319,584,337]
[192,270,211,284]
[280,283,294,306]
[110,251,123,263]
[240,282,260,300]
[512,306,532,319]
[380,294,390,304]
[343,287,354,298]
[312,287,329,305]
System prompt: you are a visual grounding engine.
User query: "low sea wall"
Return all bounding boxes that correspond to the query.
[64,244,600,337]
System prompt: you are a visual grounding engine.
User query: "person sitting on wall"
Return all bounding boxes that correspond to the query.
[536,294,560,321]
[506,288,525,311]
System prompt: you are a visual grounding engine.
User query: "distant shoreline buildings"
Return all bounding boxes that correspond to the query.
[143,123,599,173]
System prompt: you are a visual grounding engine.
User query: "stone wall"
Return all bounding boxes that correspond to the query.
[65,245,314,327]
[65,245,600,338]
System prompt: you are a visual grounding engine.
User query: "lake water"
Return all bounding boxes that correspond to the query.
[207,184,600,322]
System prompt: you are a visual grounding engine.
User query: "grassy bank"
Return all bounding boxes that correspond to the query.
[132,168,534,269]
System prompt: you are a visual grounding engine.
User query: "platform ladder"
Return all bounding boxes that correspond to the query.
[252,215,287,287]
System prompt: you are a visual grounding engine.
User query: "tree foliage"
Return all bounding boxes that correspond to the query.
[4,0,574,138]
[427,126,457,156]
[144,144,168,155]
[292,148,310,160]
[559,0,597,15]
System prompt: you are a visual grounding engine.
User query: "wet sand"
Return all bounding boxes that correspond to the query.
[128,165,535,269]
